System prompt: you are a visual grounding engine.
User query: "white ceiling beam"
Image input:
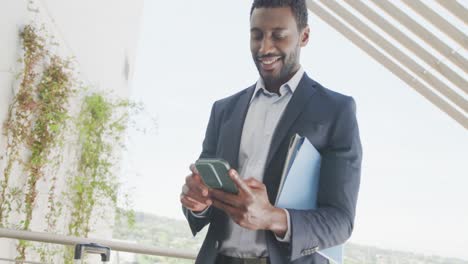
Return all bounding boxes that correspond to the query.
[316,0,468,113]
[306,0,468,129]
[402,0,468,48]
[345,0,467,94]
[436,0,468,24]
[372,0,467,75]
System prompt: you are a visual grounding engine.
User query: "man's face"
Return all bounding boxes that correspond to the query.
[250,7,309,86]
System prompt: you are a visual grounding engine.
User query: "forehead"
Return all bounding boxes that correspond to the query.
[250,7,298,30]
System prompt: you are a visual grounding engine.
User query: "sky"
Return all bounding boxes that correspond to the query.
[120,0,468,260]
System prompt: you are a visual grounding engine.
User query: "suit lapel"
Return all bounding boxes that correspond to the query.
[266,73,318,166]
[263,74,318,202]
[222,86,255,170]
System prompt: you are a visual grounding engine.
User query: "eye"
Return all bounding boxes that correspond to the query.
[251,32,263,41]
[273,33,287,40]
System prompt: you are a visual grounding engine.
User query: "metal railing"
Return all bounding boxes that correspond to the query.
[0,257,44,264]
[0,228,197,261]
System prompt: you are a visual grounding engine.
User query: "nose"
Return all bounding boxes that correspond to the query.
[259,36,274,55]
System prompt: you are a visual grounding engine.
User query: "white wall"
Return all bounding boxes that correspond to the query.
[0,0,143,262]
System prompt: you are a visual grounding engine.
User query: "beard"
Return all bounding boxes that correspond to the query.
[254,47,300,88]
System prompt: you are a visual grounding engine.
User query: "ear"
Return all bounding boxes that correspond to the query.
[300,25,310,47]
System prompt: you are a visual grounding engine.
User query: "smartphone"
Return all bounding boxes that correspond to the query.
[195,158,239,194]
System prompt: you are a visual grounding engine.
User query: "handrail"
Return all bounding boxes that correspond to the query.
[0,257,44,264]
[0,228,197,260]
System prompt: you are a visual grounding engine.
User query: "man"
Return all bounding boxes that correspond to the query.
[180,0,362,263]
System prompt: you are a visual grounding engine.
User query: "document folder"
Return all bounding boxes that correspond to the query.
[275,134,343,264]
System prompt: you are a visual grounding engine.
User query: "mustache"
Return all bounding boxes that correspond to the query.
[256,53,283,59]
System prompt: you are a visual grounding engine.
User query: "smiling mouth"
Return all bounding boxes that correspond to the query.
[257,56,282,71]
[258,56,281,65]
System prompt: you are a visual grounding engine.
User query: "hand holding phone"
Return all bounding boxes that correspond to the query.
[195,158,239,194]
[180,164,213,213]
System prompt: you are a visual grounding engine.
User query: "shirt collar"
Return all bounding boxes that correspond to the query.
[251,66,305,103]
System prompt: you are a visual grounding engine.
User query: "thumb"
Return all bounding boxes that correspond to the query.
[245,177,264,189]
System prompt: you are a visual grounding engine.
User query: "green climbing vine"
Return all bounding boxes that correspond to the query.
[1,23,138,263]
[64,93,134,263]
[0,25,46,227]
[0,25,75,261]
[16,55,73,260]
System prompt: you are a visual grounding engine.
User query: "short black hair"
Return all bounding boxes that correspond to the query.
[250,0,308,30]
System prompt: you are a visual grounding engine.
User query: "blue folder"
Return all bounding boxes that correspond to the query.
[275,134,343,264]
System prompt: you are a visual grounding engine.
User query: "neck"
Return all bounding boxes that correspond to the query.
[263,66,300,94]
[264,81,282,95]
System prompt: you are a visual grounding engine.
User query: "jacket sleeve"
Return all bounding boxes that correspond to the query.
[287,97,363,261]
[182,101,219,236]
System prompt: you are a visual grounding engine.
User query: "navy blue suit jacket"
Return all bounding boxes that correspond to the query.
[183,73,362,264]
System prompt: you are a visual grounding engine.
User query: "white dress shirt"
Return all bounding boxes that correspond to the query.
[192,67,305,258]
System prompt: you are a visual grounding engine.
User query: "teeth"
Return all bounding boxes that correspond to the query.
[261,57,280,65]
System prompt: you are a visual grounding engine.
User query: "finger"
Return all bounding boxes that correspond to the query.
[190,163,199,175]
[213,200,252,230]
[182,183,210,203]
[187,177,209,197]
[211,200,250,229]
[184,187,212,205]
[211,198,236,215]
[186,171,209,195]
[187,173,205,186]
[182,184,189,195]
[186,194,212,206]
[210,188,242,208]
[245,177,265,189]
[181,194,211,211]
[180,194,199,210]
[183,199,206,212]
[229,169,252,195]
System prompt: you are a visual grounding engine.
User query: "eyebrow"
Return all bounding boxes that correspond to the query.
[250,27,288,32]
